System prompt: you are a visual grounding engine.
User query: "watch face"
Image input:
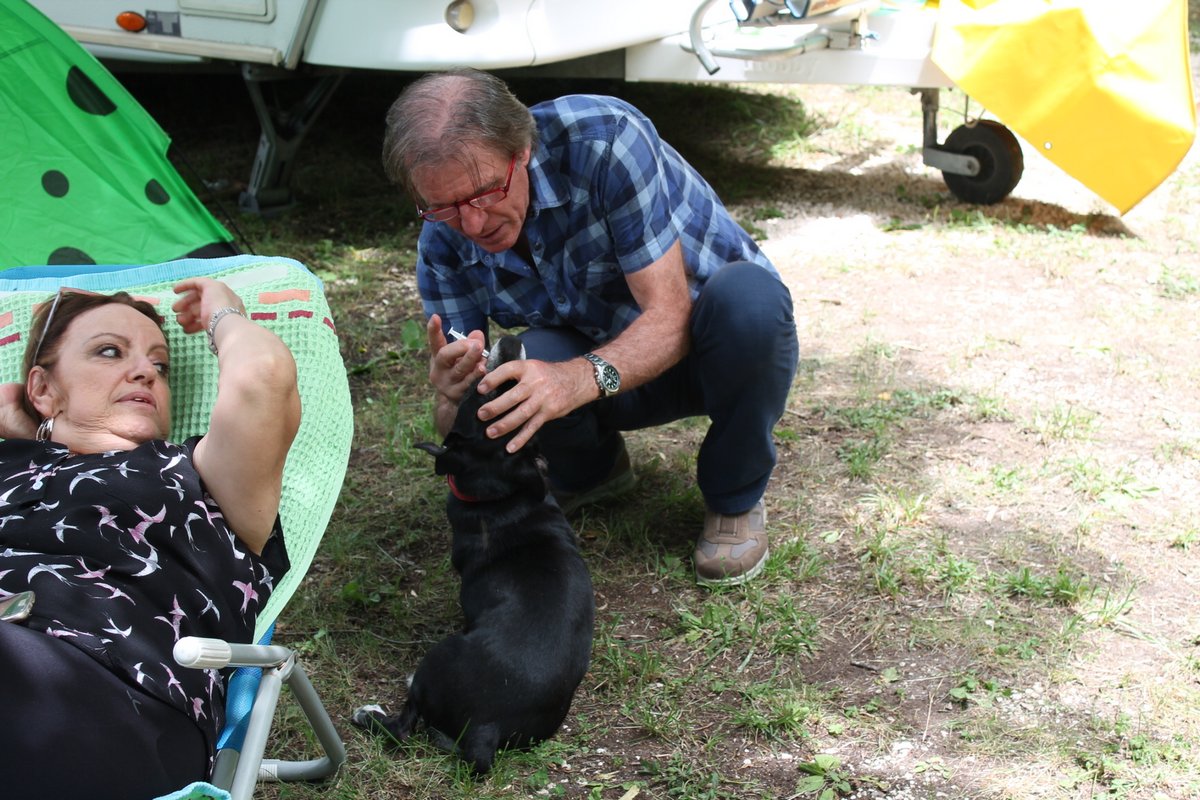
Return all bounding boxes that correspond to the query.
[586,353,620,395]
[599,365,620,393]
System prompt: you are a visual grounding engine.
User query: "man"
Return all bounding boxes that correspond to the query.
[385,68,798,587]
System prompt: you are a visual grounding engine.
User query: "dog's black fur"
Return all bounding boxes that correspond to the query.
[352,335,595,775]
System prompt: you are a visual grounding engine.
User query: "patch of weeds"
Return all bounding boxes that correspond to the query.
[729,684,814,738]
[340,578,389,608]
[627,693,688,740]
[676,588,823,664]
[761,533,826,583]
[640,753,745,800]
[922,546,977,598]
[913,756,952,780]
[988,464,1026,493]
[966,392,1012,422]
[1065,584,1137,634]
[1156,264,1200,299]
[1013,221,1088,239]
[676,598,747,656]
[883,217,924,232]
[848,339,897,388]
[859,485,929,528]
[993,635,1043,661]
[739,219,768,241]
[1063,457,1160,507]
[593,618,667,693]
[837,437,888,480]
[763,593,822,657]
[1171,526,1200,551]
[1156,437,1200,462]
[944,207,994,230]
[1028,403,1099,443]
[948,672,1009,708]
[377,388,438,467]
[794,753,854,799]
[750,205,786,222]
[860,526,902,597]
[999,566,1089,605]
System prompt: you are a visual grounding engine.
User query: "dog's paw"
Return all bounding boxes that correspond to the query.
[350,703,387,729]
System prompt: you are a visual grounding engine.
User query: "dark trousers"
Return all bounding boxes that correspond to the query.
[521,262,798,515]
[0,621,208,799]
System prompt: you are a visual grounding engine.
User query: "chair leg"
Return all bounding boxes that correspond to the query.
[260,660,347,782]
[228,664,286,800]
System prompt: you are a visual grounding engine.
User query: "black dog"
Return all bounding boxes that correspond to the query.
[352,335,595,774]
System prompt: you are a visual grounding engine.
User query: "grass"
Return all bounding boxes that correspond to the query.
[116,57,1200,799]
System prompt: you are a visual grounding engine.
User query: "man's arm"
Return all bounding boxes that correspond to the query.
[476,239,691,451]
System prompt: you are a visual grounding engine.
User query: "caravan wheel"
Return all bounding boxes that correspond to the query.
[941,120,1024,205]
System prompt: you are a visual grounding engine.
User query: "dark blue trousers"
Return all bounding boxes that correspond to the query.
[520,262,798,515]
[0,621,208,798]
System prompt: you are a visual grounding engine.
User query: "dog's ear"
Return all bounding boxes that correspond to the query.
[485,335,526,371]
[414,442,447,458]
[427,433,471,476]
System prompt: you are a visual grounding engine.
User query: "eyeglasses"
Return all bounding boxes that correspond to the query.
[416,154,517,222]
[29,287,99,368]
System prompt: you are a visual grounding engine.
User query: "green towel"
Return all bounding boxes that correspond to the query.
[154,781,233,800]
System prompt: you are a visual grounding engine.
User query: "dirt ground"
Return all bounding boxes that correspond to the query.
[702,68,1200,797]
[141,49,1200,798]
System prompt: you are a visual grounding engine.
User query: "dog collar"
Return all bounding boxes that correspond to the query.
[446,474,483,503]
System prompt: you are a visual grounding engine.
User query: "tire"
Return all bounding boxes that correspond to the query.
[941,120,1024,205]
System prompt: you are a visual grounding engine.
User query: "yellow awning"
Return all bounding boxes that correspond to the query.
[931,0,1196,213]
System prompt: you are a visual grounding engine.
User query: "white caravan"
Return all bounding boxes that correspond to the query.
[28,1,1010,215]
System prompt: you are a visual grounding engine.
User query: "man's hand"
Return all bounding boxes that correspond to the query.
[427,314,488,434]
[474,357,595,453]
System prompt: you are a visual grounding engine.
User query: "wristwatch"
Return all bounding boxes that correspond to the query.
[583,353,620,398]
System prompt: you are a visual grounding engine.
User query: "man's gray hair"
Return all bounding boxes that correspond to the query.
[382,68,537,202]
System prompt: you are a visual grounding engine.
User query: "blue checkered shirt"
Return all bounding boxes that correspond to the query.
[416,94,778,344]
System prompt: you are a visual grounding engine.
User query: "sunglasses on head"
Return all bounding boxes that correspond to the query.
[29,287,103,368]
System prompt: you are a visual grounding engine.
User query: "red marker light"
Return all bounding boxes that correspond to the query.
[116,12,147,32]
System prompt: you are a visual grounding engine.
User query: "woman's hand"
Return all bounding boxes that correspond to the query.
[171,277,246,338]
[0,382,37,440]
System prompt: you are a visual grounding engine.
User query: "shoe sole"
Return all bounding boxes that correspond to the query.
[694,545,769,588]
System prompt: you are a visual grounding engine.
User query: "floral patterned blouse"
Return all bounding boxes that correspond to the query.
[0,436,289,759]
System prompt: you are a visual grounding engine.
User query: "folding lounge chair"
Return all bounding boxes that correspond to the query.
[0,254,354,800]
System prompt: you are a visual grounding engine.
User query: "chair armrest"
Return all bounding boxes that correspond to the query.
[175,636,293,670]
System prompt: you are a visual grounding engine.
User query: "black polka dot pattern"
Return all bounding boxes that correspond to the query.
[41,170,69,197]
[65,66,116,116]
[5,3,232,269]
[145,179,170,205]
[48,247,96,266]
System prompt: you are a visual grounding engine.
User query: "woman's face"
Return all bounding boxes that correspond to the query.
[29,303,171,452]
[411,146,531,254]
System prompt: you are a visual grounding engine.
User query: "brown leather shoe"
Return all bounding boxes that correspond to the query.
[693,500,768,587]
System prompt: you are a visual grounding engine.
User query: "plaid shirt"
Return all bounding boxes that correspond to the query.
[416,94,778,344]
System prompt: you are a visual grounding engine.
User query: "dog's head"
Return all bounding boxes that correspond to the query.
[415,335,547,503]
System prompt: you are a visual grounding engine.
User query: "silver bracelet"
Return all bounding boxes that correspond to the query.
[206,306,246,356]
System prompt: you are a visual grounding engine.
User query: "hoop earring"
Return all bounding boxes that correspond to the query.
[35,416,54,443]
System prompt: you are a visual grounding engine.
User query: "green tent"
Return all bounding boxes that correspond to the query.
[0,0,235,269]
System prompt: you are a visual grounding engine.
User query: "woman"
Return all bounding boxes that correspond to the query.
[0,277,300,798]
